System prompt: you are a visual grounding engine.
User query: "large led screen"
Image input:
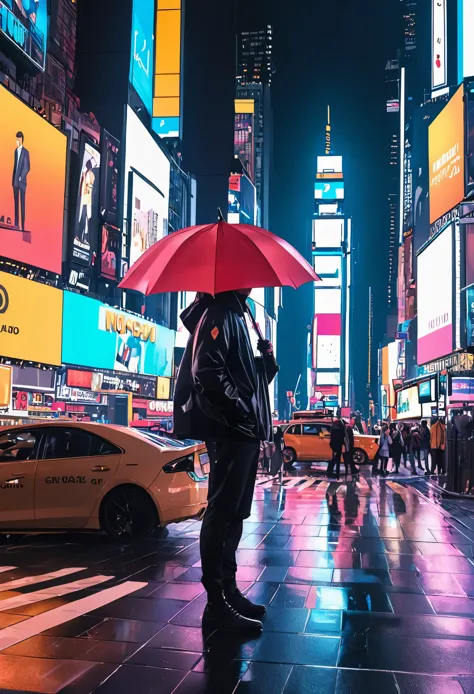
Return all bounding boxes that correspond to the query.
[428,85,465,224]
[100,225,121,281]
[397,386,421,419]
[417,224,453,365]
[62,291,175,378]
[234,113,254,181]
[0,271,62,366]
[459,0,474,81]
[130,172,167,267]
[316,336,341,370]
[130,0,154,114]
[314,288,341,314]
[432,0,447,90]
[312,219,343,248]
[72,140,101,267]
[240,174,256,224]
[0,87,67,273]
[314,256,342,288]
[100,130,120,225]
[314,182,344,200]
[0,0,48,70]
[123,107,170,274]
[317,156,342,174]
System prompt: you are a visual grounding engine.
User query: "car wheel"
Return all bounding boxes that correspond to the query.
[283,447,297,469]
[100,486,159,542]
[353,448,369,466]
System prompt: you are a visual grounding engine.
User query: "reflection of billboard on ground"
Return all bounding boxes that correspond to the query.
[0,0,48,70]
[428,85,464,224]
[314,182,344,200]
[0,87,67,273]
[129,172,167,267]
[130,0,154,114]
[73,140,101,267]
[417,224,453,364]
[312,218,343,248]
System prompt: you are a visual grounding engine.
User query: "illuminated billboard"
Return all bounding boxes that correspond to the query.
[0,87,67,274]
[130,171,167,267]
[317,156,342,174]
[314,182,344,200]
[234,113,254,181]
[0,0,48,70]
[397,385,421,419]
[314,255,342,288]
[130,0,154,114]
[312,218,343,248]
[0,272,62,366]
[431,0,447,90]
[62,291,175,378]
[153,0,182,138]
[315,288,341,314]
[318,203,339,216]
[72,139,101,267]
[428,85,464,224]
[458,0,474,81]
[123,107,170,275]
[100,130,120,226]
[316,336,340,370]
[417,224,453,364]
[100,225,121,282]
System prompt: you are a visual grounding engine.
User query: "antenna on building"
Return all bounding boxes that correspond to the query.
[325,105,331,155]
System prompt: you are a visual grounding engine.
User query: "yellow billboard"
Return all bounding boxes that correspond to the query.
[0,272,62,366]
[153,0,181,137]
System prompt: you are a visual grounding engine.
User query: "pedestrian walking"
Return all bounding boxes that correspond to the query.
[328,417,345,479]
[419,419,431,473]
[401,423,411,467]
[389,423,403,474]
[378,424,392,476]
[430,417,446,474]
[173,290,279,633]
[410,426,421,472]
[343,421,359,476]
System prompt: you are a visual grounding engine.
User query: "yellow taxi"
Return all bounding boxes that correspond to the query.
[283,418,379,466]
[0,422,208,541]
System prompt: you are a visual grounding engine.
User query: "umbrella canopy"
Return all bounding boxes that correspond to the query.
[119,221,319,295]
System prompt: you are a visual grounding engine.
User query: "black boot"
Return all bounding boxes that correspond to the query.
[203,595,263,633]
[224,585,266,619]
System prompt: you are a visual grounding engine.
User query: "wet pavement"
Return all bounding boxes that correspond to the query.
[1,472,474,692]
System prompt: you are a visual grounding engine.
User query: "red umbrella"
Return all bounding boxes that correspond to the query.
[119,220,319,295]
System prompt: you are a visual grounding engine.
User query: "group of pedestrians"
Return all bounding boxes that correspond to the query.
[327,417,359,479]
[373,417,446,476]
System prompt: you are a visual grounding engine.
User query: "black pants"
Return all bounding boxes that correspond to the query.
[392,451,401,472]
[431,448,445,474]
[13,186,26,231]
[327,448,343,477]
[200,439,260,599]
[343,451,358,475]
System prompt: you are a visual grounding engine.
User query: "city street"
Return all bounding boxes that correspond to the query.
[0,472,473,693]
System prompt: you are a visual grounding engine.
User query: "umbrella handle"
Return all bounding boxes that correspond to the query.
[246,305,264,342]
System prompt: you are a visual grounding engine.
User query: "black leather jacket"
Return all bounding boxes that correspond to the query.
[173,292,279,442]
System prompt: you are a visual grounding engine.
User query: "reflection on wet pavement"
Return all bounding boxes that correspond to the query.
[1,472,474,691]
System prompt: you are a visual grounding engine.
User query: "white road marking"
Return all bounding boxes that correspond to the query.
[0,567,85,592]
[0,580,148,651]
[0,567,16,574]
[295,477,320,491]
[0,574,113,613]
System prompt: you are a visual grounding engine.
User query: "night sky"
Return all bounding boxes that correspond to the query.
[183,0,401,413]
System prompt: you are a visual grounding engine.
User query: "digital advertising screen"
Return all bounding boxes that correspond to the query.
[314,288,341,315]
[0,271,62,365]
[62,291,175,378]
[318,203,339,216]
[316,371,340,386]
[417,224,453,364]
[317,156,342,174]
[129,171,167,267]
[228,174,240,223]
[418,378,436,404]
[314,255,342,288]
[100,225,121,281]
[431,0,447,90]
[100,130,120,225]
[428,85,465,224]
[314,182,344,200]
[152,0,182,139]
[239,174,256,224]
[0,0,48,70]
[0,87,67,274]
[312,218,343,248]
[397,386,421,419]
[123,107,170,274]
[316,335,341,370]
[129,0,154,114]
[234,113,254,181]
[451,377,474,402]
[72,139,101,267]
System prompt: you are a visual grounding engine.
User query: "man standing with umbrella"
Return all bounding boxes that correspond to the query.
[174,290,279,633]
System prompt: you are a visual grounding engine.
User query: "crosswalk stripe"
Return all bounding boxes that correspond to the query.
[293,477,320,491]
[0,567,16,574]
[0,574,113,613]
[0,580,148,651]
[0,567,85,592]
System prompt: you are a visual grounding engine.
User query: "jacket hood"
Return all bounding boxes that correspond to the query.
[180,291,247,334]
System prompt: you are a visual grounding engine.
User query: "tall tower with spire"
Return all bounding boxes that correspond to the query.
[308,110,353,411]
